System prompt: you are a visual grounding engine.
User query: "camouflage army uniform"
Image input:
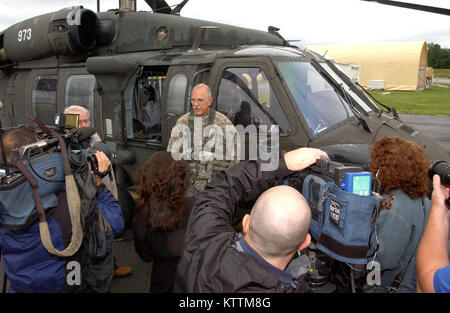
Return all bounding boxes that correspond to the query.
[167,109,240,195]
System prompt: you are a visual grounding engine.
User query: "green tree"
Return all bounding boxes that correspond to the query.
[428,42,442,68]
[428,43,450,69]
[439,49,449,69]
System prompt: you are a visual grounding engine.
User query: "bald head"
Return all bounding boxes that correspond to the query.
[190,83,213,116]
[192,83,211,98]
[248,186,311,258]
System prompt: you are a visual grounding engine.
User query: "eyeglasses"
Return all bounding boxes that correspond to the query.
[79,119,91,126]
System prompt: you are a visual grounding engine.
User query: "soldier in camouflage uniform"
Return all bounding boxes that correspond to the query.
[167,83,240,196]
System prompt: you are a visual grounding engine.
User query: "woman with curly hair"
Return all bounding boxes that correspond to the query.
[368,136,431,293]
[132,151,192,292]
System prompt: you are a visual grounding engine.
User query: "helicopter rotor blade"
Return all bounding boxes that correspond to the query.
[362,0,450,16]
[172,0,189,15]
[144,0,172,14]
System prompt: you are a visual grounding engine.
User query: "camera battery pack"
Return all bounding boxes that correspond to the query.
[341,172,372,196]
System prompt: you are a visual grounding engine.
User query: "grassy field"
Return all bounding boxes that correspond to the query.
[367,83,450,116]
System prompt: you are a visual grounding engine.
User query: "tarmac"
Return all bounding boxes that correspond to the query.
[399,114,450,154]
[0,113,449,293]
[433,78,450,85]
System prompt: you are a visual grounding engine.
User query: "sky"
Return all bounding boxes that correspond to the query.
[1,0,449,48]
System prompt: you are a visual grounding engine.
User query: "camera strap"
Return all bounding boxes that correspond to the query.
[9,114,84,257]
[9,151,46,223]
[9,148,83,257]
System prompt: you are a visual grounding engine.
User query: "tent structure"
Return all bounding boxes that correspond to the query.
[307,41,428,91]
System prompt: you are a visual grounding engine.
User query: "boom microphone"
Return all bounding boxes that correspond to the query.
[70,127,97,144]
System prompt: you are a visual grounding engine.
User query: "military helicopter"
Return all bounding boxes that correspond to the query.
[0,0,449,218]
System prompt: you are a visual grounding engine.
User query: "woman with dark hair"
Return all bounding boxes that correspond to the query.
[132,151,192,292]
[367,137,431,293]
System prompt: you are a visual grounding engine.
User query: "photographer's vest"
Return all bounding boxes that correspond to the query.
[187,109,232,195]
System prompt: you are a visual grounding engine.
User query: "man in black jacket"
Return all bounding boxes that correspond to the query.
[173,147,328,292]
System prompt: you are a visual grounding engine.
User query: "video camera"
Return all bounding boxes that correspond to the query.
[310,157,373,196]
[429,160,450,208]
[0,113,109,188]
[54,113,112,178]
[285,157,378,291]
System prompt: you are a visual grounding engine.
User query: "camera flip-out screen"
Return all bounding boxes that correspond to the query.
[54,113,79,129]
[65,114,79,128]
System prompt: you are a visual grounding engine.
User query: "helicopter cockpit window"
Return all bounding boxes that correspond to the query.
[277,62,354,135]
[216,67,291,136]
[32,76,57,125]
[319,63,373,113]
[64,74,96,126]
[132,72,165,142]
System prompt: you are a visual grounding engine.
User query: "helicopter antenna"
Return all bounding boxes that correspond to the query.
[322,50,328,58]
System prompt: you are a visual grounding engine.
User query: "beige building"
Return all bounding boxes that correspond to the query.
[307,41,428,91]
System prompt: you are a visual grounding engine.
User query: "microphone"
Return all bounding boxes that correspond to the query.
[70,127,97,143]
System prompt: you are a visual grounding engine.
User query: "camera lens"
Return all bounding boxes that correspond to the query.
[429,160,450,187]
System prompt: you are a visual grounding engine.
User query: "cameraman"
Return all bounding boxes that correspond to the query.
[0,127,119,292]
[417,175,450,293]
[64,105,131,278]
[64,105,117,198]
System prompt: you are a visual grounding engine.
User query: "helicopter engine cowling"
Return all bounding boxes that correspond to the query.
[0,7,98,63]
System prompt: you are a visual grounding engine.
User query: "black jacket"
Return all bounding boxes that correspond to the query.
[173,155,311,293]
[133,197,193,293]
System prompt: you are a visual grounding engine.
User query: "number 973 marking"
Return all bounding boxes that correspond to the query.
[18,28,32,42]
